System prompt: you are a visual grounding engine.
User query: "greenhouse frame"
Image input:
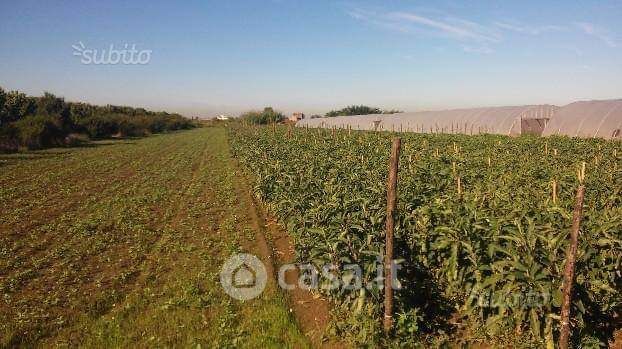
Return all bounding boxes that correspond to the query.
[542,99,622,139]
[297,99,622,139]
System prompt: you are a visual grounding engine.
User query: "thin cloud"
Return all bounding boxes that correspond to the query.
[494,21,566,35]
[462,45,494,54]
[346,8,502,55]
[346,8,412,33]
[346,7,619,55]
[388,12,501,43]
[576,22,618,47]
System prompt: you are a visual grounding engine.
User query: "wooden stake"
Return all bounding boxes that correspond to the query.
[457,176,462,196]
[487,156,491,167]
[545,142,549,155]
[576,162,586,183]
[383,137,401,335]
[559,167,586,349]
[552,180,557,204]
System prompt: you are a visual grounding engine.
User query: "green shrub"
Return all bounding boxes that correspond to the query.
[77,115,120,139]
[0,124,19,153]
[325,105,381,117]
[163,115,194,130]
[115,115,146,137]
[0,86,196,152]
[240,107,284,125]
[13,115,65,149]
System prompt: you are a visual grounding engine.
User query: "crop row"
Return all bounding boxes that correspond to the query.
[229,125,621,347]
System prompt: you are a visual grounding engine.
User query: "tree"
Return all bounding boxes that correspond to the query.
[0,85,195,152]
[325,105,382,117]
[4,90,35,123]
[36,92,70,126]
[0,87,6,126]
[13,114,65,149]
[68,102,93,124]
[240,107,284,124]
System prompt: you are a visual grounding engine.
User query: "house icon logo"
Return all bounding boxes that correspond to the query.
[220,254,267,300]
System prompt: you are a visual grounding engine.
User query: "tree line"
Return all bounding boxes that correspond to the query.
[325,105,402,117]
[239,107,284,124]
[0,86,194,152]
[237,105,402,124]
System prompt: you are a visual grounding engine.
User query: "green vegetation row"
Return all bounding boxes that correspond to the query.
[0,86,194,152]
[240,107,285,125]
[0,128,307,347]
[236,105,402,125]
[229,125,621,347]
[325,105,402,117]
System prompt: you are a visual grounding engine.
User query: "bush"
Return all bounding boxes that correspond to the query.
[13,115,66,149]
[324,105,402,117]
[77,115,120,139]
[115,115,146,137]
[326,105,381,117]
[0,86,196,152]
[240,107,284,125]
[0,124,19,153]
[76,113,195,139]
[163,115,194,130]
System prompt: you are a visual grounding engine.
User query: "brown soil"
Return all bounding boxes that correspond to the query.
[264,216,342,348]
[612,330,622,349]
[231,158,343,348]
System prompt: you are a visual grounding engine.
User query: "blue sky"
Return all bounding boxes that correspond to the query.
[1,0,621,116]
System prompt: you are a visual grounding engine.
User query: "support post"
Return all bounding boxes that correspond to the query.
[383,137,401,335]
[559,163,586,349]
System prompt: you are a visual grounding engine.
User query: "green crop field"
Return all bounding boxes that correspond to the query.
[1,124,620,348]
[229,125,621,348]
[0,127,308,348]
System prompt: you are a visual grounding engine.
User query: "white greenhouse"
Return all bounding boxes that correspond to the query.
[297,105,557,136]
[297,99,622,140]
[542,99,622,139]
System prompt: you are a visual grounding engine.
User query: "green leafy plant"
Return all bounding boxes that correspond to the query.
[229,124,621,347]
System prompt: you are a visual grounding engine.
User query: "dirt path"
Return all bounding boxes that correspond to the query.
[264,216,339,348]
[230,155,343,348]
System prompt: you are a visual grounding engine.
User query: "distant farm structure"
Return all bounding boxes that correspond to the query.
[289,112,305,122]
[298,99,622,140]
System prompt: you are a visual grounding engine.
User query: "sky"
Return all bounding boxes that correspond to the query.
[1,0,621,117]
